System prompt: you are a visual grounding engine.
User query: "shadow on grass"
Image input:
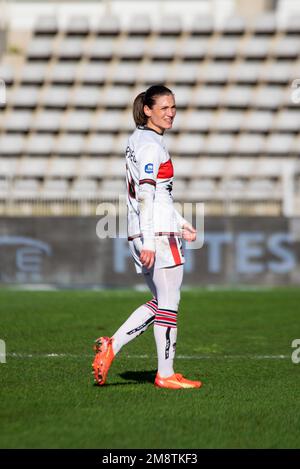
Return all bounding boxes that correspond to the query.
[119,369,156,384]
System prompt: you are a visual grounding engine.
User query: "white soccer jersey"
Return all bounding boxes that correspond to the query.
[125,126,186,272]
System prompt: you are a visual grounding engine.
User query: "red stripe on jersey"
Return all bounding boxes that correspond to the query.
[157,159,174,179]
[139,178,156,187]
[168,237,182,265]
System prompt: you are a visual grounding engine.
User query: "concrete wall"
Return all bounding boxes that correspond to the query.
[0,216,299,287]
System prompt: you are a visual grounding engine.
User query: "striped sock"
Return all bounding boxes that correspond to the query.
[154,309,177,377]
[112,298,157,354]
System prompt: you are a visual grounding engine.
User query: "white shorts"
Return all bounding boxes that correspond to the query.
[129,235,185,274]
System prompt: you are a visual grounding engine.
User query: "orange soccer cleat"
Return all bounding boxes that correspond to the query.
[154,372,202,389]
[92,336,115,386]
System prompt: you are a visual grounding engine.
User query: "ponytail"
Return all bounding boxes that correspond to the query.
[132,85,173,127]
[133,92,147,126]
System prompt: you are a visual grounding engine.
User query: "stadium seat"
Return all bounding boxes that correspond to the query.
[98,179,125,199]
[241,37,270,59]
[110,63,139,85]
[206,134,234,155]
[54,134,85,156]
[113,133,131,155]
[234,134,265,155]
[84,134,115,156]
[69,179,98,199]
[106,158,126,178]
[271,37,300,59]
[41,86,71,109]
[230,62,261,84]
[26,38,53,60]
[209,37,239,60]
[98,86,132,108]
[172,157,198,177]
[25,134,55,155]
[170,134,205,155]
[115,37,146,60]
[189,15,213,35]
[192,86,222,108]
[177,37,207,60]
[181,110,213,132]
[32,110,62,133]
[243,110,274,133]
[34,15,58,36]
[65,16,90,36]
[41,179,69,199]
[48,158,78,178]
[212,110,244,132]
[55,38,84,60]
[49,63,77,84]
[91,110,123,132]
[218,15,246,35]
[138,62,170,84]
[85,37,114,60]
[273,110,300,132]
[149,37,178,60]
[10,86,39,109]
[13,179,40,199]
[62,110,92,133]
[226,158,256,177]
[218,179,245,199]
[79,63,106,85]
[21,63,47,85]
[199,62,230,84]
[187,179,216,200]
[250,12,276,35]
[246,179,278,199]
[77,158,107,177]
[119,109,135,132]
[253,86,284,109]
[259,61,293,84]
[0,135,24,155]
[156,15,182,36]
[3,110,32,132]
[127,15,151,35]
[172,86,193,108]
[280,15,300,34]
[18,157,49,177]
[0,179,10,198]
[221,85,253,108]
[71,86,100,109]
[0,158,18,176]
[265,133,294,155]
[96,15,120,35]
[170,62,199,84]
[196,158,227,177]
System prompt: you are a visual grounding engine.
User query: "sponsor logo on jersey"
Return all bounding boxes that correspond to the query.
[144,163,154,174]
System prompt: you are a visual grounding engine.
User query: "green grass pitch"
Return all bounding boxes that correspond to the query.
[0,288,300,449]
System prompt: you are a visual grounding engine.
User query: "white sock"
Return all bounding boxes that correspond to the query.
[112,299,157,355]
[154,325,177,378]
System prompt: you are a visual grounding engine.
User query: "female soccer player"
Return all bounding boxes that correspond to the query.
[92,85,202,389]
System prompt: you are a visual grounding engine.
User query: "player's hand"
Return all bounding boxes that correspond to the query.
[182,222,197,242]
[140,250,155,269]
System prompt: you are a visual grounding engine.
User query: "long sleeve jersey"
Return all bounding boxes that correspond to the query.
[125,126,186,252]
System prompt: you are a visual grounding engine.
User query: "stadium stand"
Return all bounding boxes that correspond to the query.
[0,2,299,216]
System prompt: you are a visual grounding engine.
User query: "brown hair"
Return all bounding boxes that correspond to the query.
[133,84,173,127]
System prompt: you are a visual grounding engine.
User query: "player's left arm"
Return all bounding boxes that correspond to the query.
[174,209,197,242]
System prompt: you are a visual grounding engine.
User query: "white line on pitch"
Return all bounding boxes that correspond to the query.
[6,353,289,360]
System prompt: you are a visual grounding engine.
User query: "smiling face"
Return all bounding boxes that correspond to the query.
[144,94,176,134]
